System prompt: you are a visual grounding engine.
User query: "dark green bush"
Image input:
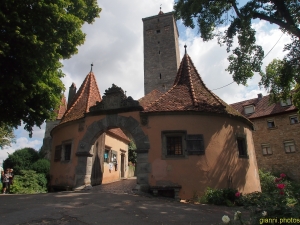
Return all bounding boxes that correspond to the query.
[203,187,238,206]
[31,159,50,176]
[10,170,47,194]
[3,148,40,175]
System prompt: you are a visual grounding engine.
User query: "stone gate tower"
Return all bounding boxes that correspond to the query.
[142,9,180,95]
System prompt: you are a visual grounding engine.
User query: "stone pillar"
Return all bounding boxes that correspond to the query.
[135,151,150,192]
[74,155,93,190]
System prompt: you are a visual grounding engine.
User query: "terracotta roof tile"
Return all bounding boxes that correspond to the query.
[143,53,246,119]
[139,89,163,108]
[106,128,130,144]
[60,72,102,124]
[230,95,297,119]
[55,95,67,120]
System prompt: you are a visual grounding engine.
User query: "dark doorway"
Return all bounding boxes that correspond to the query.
[121,153,125,178]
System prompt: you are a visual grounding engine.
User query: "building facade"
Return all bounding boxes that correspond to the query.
[231,94,300,180]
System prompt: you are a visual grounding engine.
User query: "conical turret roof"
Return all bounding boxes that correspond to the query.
[56,95,67,120]
[143,52,246,118]
[60,72,102,124]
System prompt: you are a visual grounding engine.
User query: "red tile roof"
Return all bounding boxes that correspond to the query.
[142,53,245,119]
[60,72,102,124]
[139,89,163,108]
[230,95,297,119]
[55,95,67,120]
[106,128,130,144]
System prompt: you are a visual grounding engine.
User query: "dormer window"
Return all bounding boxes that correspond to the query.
[281,98,292,107]
[244,105,255,114]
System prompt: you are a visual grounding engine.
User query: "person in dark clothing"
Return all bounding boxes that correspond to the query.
[2,169,10,194]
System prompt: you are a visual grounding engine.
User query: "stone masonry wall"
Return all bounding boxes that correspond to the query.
[143,12,180,95]
[252,112,300,180]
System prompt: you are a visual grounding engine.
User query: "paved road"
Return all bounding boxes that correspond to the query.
[0,178,247,225]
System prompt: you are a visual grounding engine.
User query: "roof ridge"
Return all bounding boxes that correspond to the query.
[63,74,90,118]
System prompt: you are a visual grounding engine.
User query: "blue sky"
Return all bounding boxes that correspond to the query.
[1,0,291,163]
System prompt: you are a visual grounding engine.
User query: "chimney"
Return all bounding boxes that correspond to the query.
[257,93,263,101]
[67,83,77,109]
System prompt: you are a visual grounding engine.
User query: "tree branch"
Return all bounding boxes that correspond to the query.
[253,12,300,38]
[271,0,297,27]
[231,0,242,18]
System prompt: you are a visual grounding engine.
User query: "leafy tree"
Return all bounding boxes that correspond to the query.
[0,123,15,149]
[128,140,137,164]
[31,158,50,177]
[0,0,101,136]
[174,0,300,109]
[3,147,40,175]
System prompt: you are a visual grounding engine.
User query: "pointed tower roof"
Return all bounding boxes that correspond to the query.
[55,95,67,120]
[60,72,102,124]
[143,50,246,119]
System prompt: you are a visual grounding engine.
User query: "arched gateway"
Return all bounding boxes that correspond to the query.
[75,114,150,190]
[50,81,150,191]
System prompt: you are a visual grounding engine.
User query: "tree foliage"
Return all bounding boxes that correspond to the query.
[3,147,40,175]
[0,123,15,149]
[31,158,50,177]
[174,0,300,109]
[0,0,101,136]
[10,170,48,194]
[128,140,137,164]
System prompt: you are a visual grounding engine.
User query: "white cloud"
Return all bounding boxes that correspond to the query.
[1,137,42,163]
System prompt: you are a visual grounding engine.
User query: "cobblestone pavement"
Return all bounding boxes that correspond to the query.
[91,177,138,194]
[0,178,251,225]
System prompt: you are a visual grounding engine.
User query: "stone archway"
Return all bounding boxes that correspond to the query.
[74,114,150,191]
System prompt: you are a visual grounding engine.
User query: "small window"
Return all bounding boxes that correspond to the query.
[281,98,292,107]
[104,149,110,163]
[236,136,248,158]
[167,136,183,155]
[244,105,254,114]
[187,135,205,155]
[111,151,117,164]
[162,131,186,158]
[64,144,72,161]
[290,115,299,124]
[262,144,272,155]
[160,73,161,79]
[267,120,275,128]
[158,41,160,44]
[284,140,296,153]
[159,50,160,54]
[156,30,160,34]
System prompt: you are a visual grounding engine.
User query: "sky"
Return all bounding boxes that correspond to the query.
[0,0,291,163]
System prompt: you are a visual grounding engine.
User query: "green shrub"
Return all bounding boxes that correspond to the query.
[202,187,239,206]
[236,170,300,223]
[31,159,50,176]
[10,170,47,194]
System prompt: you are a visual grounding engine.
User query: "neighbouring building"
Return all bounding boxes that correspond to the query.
[231,94,300,180]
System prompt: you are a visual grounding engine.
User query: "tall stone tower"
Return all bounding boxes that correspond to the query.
[142,9,180,95]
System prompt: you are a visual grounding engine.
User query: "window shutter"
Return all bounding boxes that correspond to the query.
[187,134,204,155]
[54,145,62,162]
